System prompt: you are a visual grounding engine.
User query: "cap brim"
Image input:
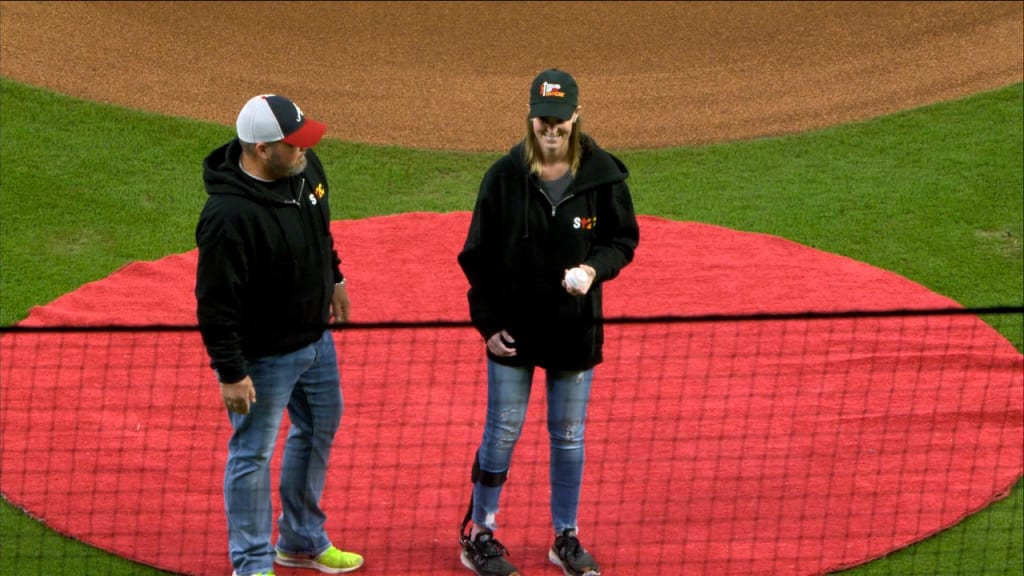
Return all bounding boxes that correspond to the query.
[529,102,576,121]
[281,118,327,148]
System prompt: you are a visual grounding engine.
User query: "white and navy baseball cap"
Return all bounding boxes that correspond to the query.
[236,94,327,148]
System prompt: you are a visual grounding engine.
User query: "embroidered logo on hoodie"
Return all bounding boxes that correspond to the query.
[308,183,326,206]
[574,216,597,230]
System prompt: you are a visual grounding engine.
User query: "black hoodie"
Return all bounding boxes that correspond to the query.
[458,135,639,371]
[195,139,342,383]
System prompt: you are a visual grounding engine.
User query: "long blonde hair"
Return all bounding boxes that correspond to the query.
[522,118,584,178]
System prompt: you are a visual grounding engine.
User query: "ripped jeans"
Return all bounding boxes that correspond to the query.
[472,359,595,535]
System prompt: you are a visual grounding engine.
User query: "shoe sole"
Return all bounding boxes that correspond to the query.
[459,550,521,576]
[548,548,600,576]
[459,550,481,575]
[275,555,364,574]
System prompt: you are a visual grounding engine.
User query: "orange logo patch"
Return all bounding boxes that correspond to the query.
[539,81,565,98]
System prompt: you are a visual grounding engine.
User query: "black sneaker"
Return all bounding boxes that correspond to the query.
[548,529,601,576]
[460,530,520,576]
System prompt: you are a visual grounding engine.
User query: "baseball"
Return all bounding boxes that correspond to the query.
[565,267,589,291]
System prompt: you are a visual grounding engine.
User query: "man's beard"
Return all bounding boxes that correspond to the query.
[267,153,307,179]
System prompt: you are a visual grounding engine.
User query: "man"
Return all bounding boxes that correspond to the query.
[195,94,363,576]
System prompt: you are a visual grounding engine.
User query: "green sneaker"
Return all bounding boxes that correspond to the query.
[275,545,364,574]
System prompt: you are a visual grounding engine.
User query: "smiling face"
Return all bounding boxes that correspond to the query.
[530,111,579,158]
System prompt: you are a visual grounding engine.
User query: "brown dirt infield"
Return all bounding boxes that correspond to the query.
[1,1,1021,152]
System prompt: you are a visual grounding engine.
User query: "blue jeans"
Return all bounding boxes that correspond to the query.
[472,359,594,535]
[223,330,342,575]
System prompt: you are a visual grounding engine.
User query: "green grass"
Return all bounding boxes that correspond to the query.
[1,78,1021,575]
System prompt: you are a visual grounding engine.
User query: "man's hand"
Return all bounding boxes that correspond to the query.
[221,376,256,415]
[331,281,351,323]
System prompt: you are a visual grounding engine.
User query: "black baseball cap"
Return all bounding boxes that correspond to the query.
[529,68,579,121]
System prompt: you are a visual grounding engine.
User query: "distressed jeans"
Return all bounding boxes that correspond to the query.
[223,330,342,575]
[472,359,595,534]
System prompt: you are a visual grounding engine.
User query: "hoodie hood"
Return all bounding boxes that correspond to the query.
[508,134,629,193]
[202,138,294,205]
[507,134,630,240]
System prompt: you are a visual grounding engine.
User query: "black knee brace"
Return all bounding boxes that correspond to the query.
[472,452,509,487]
[460,451,509,546]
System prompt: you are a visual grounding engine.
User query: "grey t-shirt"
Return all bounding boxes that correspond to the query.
[540,171,574,205]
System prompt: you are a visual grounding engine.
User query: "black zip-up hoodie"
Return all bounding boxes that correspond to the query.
[458,135,639,371]
[195,139,342,383]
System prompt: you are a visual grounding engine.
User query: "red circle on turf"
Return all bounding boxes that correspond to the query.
[2,213,1020,575]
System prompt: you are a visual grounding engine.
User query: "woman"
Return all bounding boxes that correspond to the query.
[457,68,640,576]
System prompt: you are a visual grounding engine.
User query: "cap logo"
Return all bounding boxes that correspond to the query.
[539,81,566,99]
[292,102,304,123]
